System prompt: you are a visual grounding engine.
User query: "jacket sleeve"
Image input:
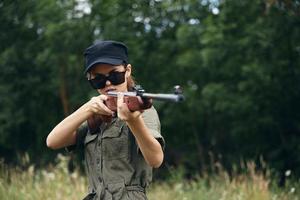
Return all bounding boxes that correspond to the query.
[141,106,165,150]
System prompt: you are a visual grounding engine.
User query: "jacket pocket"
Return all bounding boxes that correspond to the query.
[84,134,98,168]
[102,124,129,160]
[84,134,98,145]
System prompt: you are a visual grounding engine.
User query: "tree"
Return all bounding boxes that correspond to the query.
[0,0,299,180]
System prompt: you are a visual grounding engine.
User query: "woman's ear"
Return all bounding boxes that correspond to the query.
[126,64,132,78]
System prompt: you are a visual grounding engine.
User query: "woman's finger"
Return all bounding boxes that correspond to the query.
[99,94,108,101]
[90,95,113,115]
[97,101,114,115]
[117,92,124,107]
[117,92,127,112]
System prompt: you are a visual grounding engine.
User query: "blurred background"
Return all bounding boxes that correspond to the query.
[0,0,300,196]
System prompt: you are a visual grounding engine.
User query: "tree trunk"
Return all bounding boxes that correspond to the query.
[59,62,69,116]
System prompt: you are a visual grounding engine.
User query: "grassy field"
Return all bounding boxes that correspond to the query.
[0,154,299,200]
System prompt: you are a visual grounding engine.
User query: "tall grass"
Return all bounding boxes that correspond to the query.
[148,163,299,200]
[0,154,299,200]
[0,154,87,200]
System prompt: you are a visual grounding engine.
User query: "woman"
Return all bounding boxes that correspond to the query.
[46,41,165,200]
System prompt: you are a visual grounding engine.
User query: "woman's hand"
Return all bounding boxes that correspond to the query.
[117,93,142,122]
[47,95,113,150]
[85,95,114,116]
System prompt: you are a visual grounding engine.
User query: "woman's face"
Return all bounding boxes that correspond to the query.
[89,63,131,94]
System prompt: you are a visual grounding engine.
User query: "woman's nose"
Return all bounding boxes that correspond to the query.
[105,80,111,86]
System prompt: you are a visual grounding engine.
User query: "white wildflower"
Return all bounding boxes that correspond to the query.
[285,170,291,177]
[290,187,295,193]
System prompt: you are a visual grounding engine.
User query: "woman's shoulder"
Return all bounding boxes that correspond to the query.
[141,106,161,127]
[142,106,159,118]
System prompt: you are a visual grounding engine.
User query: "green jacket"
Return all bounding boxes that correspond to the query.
[69,106,164,200]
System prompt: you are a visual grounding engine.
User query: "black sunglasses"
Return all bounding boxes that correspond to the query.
[88,71,126,89]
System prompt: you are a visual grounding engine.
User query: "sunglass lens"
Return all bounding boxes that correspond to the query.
[109,71,126,85]
[89,74,106,89]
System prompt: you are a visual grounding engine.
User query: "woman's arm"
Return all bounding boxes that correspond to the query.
[127,117,164,168]
[117,93,164,168]
[46,95,114,149]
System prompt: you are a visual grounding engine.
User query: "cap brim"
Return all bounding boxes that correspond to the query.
[84,57,124,74]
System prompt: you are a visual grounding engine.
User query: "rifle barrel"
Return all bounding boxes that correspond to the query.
[141,93,184,102]
[107,91,184,102]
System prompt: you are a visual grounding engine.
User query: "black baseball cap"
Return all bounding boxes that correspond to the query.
[84,40,128,74]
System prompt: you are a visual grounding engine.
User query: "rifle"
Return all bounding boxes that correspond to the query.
[87,85,184,133]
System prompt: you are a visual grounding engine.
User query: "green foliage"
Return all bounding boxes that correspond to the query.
[0,0,300,180]
[195,0,300,177]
